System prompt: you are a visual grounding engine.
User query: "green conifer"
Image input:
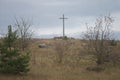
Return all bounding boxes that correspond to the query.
[0,25,30,74]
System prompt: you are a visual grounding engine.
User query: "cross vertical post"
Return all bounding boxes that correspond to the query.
[60,14,68,38]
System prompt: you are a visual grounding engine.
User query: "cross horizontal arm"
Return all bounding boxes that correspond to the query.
[59,18,68,19]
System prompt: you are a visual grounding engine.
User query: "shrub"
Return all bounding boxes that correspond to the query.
[54,40,69,63]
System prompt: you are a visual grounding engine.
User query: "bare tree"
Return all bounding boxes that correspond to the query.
[15,17,33,51]
[82,14,115,65]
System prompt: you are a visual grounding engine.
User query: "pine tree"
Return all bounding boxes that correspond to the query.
[0,25,30,74]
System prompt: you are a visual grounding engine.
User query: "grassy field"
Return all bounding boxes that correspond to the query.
[0,39,120,80]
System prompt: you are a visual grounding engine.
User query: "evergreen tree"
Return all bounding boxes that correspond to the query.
[0,25,30,74]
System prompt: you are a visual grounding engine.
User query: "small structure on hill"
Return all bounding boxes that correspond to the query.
[54,36,64,40]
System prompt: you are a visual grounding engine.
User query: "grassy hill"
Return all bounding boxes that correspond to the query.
[0,39,120,80]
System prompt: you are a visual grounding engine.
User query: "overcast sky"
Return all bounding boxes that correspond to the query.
[0,0,120,38]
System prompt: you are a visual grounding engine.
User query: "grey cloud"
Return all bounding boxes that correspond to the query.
[0,0,120,37]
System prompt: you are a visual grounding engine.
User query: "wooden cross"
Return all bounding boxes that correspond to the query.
[60,14,68,37]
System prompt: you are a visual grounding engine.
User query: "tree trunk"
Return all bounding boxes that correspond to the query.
[96,54,104,65]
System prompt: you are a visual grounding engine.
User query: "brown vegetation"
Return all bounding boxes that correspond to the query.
[0,39,120,80]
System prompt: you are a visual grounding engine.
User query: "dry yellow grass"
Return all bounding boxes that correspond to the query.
[0,39,120,80]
